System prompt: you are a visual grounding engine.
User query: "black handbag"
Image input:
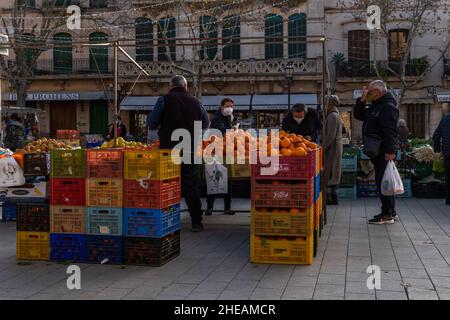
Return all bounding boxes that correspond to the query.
[363,133,383,159]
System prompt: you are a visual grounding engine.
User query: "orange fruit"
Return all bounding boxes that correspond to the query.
[289,208,301,214]
[280,130,287,137]
[292,147,307,157]
[280,138,291,148]
[280,148,292,157]
[289,144,296,151]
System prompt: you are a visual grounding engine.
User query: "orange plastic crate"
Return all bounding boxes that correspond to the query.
[50,205,86,234]
[86,149,123,178]
[56,130,80,140]
[124,177,181,209]
[86,179,123,208]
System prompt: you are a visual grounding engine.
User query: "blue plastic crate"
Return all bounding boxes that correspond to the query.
[87,235,123,264]
[123,204,181,238]
[50,233,88,262]
[1,202,17,222]
[314,174,321,202]
[341,156,358,172]
[338,186,357,200]
[86,207,123,236]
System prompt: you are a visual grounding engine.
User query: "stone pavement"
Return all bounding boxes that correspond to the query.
[0,198,450,300]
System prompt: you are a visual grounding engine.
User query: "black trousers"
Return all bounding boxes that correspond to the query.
[206,180,232,211]
[445,156,450,205]
[371,155,396,215]
[181,163,203,224]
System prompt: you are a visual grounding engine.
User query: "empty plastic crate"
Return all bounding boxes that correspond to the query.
[338,186,357,200]
[50,178,86,206]
[124,231,180,266]
[250,235,313,265]
[86,149,123,179]
[56,130,80,140]
[341,156,358,172]
[86,179,123,208]
[123,204,181,238]
[23,153,50,176]
[16,203,50,232]
[50,149,85,178]
[340,172,357,187]
[86,207,123,236]
[251,206,314,236]
[251,150,317,180]
[16,231,50,260]
[123,177,181,209]
[251,179,314,209]
[314,174,321,202]
[50,206,85,234]
[124,149,180,180]
[87,235,123,264]
[50,233,88,262]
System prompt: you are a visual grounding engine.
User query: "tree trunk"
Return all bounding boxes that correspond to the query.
[15,80,29,109]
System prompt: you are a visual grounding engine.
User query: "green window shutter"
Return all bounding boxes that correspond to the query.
[158,17,176,61]
[89,32,108,73]
[222,16,240,60]
[265,14,283,60]
[54,32,72,74]
[199,16,218,60]
[288,13,306,59]
[136,18,153,62]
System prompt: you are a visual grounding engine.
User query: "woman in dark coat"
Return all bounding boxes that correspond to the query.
[205,97,237,216]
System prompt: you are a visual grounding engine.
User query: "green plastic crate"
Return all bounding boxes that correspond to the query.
[51,149,86,178]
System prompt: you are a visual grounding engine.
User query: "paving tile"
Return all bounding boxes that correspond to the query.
[93,288,132,300]
[185,292,220,300]
[376,290,408,300]
[160,283,196,297]
[250,288,283,300]
[125,285,164,299]
[430,276,450,289]
[345,293,376,300]
[217,290,252,300]
[193,281,229,294]
[281,286,315,299]
[407,287,439,300]
[287,275,317,287]
[436,287,450,300]
[399,268,429,279]
[317,273,345,285]
[314,284,345,297]
[402,278,435,290]
[109,278,145,289]
[346,281,377,295]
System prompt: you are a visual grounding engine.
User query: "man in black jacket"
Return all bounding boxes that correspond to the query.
[354,80,399,225]
[282,103,321,142]
[433,111,450,205]
[147,75,210,232]
[205,97,237,216]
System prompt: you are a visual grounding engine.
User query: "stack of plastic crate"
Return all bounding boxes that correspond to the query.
[314,146,323,255]
[16,153,51,260]
[123,149,181,266]
[85,149,124,264]
[49,149,87,263]
[338,149,358,200]
[250,149,317,265]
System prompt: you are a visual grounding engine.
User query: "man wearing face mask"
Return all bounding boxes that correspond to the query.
[281,103,321,142]
[205,97,238,216]
[354,80,399,225]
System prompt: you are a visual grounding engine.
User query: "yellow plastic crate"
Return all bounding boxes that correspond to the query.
[251,206,314,237]
[124,149,181,180]
[250,235,313,265]
[86,178,123,207]
[314,193,324,231]
[16,231,50,260]
[231,164,251,179]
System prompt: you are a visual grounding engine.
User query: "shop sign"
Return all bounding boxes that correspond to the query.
[8,92,80,101]
[437,94,450,102]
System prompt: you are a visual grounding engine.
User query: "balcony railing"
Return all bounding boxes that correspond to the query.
[119,58,321,78]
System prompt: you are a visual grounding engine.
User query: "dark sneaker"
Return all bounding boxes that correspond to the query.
[224,210,235,215]
[191,222,204,232]
[204,209,213,216]
[374,211,398,221]
[369,215,395,225]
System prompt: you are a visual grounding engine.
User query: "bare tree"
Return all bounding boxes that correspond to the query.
[0,0,72,109]
[154,0,252,99]
[336,0,450,105]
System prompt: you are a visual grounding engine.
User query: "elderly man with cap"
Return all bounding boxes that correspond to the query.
[323,95,344,205]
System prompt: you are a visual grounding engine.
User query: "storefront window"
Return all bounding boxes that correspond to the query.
[130,111,148,142]
[258,112,284,129]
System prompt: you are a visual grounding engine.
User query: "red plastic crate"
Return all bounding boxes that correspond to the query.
[86,149,123,178]
[123,177,181,209]
[50,178,86,206]
[56,130,80,140]
[251,179,314,209]
[251,150,317,180]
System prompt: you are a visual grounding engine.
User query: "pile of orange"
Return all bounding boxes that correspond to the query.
[264,130,318,157]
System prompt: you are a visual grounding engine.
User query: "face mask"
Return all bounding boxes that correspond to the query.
[222,107,233,116]
[294,117,304,124]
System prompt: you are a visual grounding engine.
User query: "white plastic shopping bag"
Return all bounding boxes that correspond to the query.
[0,156,26,187]
[381,160,404,196]
[205,160,228,195]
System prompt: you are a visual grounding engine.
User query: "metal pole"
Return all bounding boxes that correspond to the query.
[321,37,328,225]
[288,78,291,111]
[0,74,3,147]
[113,41,118,147]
